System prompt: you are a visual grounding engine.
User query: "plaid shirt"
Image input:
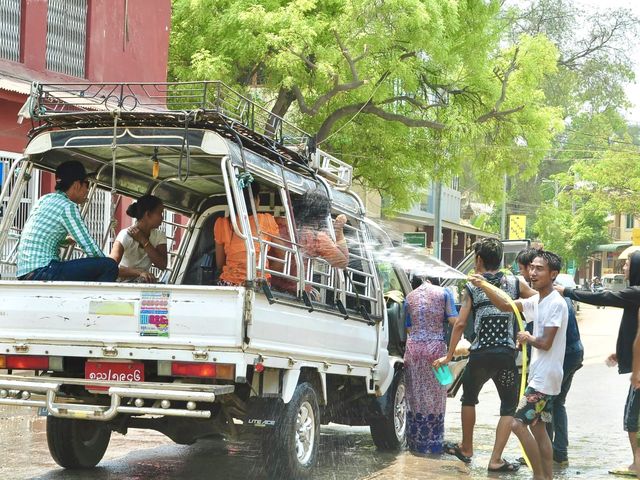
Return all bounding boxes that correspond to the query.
[17,191,104,277]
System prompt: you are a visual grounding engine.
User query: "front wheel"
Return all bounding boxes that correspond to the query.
[369,369,407,451]
[47,416,111,468]
[264,382,320,479]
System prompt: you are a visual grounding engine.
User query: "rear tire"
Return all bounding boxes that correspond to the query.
[46,417,111,468]
[264,382,320,479]
[369,369,407,451]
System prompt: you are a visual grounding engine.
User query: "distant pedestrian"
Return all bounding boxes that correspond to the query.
[403,278,458,454]
[556,252,640,475]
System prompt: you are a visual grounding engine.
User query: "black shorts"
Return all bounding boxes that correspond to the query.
[461,350,518,416]
[624,385,640,432]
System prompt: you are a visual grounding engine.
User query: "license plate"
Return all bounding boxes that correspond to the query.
[85,360,144,392]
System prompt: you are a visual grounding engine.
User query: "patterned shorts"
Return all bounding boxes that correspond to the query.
[514,387,554,425]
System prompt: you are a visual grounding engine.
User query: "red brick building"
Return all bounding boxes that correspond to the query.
[0,0,171,226]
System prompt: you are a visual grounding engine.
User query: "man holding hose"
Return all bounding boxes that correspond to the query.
[470,250,568,480]
[434,238,536,472]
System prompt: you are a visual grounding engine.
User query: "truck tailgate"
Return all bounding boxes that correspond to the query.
[0,281,245,349]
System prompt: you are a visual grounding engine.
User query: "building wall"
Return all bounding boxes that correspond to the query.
[0,0,171,235]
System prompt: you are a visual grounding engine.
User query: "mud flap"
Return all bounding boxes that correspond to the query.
[244,397,285,429]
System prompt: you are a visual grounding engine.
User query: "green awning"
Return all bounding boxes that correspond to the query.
[594,242,632,252]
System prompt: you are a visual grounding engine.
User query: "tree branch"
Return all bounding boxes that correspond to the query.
[333,30,366,81]
[317,102,444,142]
[476,48,521,123]
[376,95,445,110]
[286,47,317,71]
[476,105,525,123]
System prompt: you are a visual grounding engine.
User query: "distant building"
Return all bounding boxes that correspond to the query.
[588,213,636,278]
[356,179,498,267]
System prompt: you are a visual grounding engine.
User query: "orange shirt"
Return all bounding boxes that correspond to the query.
[214,213,279,285]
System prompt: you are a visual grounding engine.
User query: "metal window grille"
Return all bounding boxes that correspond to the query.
[46,0,87,78]
[0,0,21,62]
[0,154,41,279]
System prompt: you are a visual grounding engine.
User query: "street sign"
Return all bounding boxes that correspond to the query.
[632,228,640,246]
[403,232,427,248]
[508,215,527,240]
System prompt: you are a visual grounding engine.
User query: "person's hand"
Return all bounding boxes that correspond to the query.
[128,226,149,246]
[554,285,565,295]
[517,331,533,344]
[468,273,485,287]
[631,371,640,390]
[433,356,450,370]
[62,235,76,247]
[334,214,347,230]
[606,353,618,367]
[137,271,157,283]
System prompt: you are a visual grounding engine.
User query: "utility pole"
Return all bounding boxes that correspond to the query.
[500,174,507,239]
[433,181,442,259]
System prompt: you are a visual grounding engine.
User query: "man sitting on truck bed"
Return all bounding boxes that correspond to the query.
[16,160,118,282]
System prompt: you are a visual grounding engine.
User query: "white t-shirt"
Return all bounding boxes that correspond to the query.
[115,228,167,272]
[521,290,568,395]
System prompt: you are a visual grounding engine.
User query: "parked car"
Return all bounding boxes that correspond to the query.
[602,273,628,293]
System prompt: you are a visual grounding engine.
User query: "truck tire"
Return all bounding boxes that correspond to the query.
[46,417,111,468]
[369,369,407,451]
[265,382,320,479]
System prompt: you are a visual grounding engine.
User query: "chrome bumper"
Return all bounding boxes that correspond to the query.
[0,374,234,421]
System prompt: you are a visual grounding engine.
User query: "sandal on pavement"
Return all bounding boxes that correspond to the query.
[488,459,521,473]
[608,469,637,477]
[443,441,472,464]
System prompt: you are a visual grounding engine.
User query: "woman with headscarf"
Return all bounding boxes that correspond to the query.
[556,252,640,473]
[404,277,458,454]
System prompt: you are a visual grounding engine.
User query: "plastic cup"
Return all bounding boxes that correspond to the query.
[433,365,454,386]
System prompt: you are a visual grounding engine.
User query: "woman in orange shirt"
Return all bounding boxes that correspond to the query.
[214,182,279,286]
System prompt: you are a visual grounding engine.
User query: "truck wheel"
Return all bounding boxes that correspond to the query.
[370,369,407,451]
[46,417,111,468]
[265,382,320,479]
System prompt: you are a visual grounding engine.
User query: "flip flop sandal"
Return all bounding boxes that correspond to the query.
[608,469,637,477]
[443,441,472,464]
[488,460,521,473]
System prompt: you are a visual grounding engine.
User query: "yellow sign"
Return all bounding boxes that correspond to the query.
[508,215,527,240]
[633,228,640,246]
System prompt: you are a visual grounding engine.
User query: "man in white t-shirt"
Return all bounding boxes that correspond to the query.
[470,250,568,480]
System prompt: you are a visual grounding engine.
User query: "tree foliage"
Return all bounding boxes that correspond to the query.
[170,0,563,210]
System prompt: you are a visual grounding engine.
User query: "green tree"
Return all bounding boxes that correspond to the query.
[170,0,563,210]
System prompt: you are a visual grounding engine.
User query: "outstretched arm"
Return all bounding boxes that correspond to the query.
[433,290,470,369]
[557,285,640,308]
[468,274,523,312]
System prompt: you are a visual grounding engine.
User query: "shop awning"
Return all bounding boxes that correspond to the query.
[594,242,631,252]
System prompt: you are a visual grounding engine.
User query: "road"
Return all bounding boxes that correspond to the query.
[0,303,633,479]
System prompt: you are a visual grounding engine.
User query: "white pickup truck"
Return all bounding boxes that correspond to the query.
[0,81,410,479]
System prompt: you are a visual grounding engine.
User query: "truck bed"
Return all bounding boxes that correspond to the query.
[0,281,245,351]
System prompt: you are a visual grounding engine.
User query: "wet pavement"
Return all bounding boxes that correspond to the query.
[0,303,633,479]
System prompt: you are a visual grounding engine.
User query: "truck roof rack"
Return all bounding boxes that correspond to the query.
[25,81,354,188]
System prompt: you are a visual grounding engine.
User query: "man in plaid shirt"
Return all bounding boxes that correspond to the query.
[16,161,118,282]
